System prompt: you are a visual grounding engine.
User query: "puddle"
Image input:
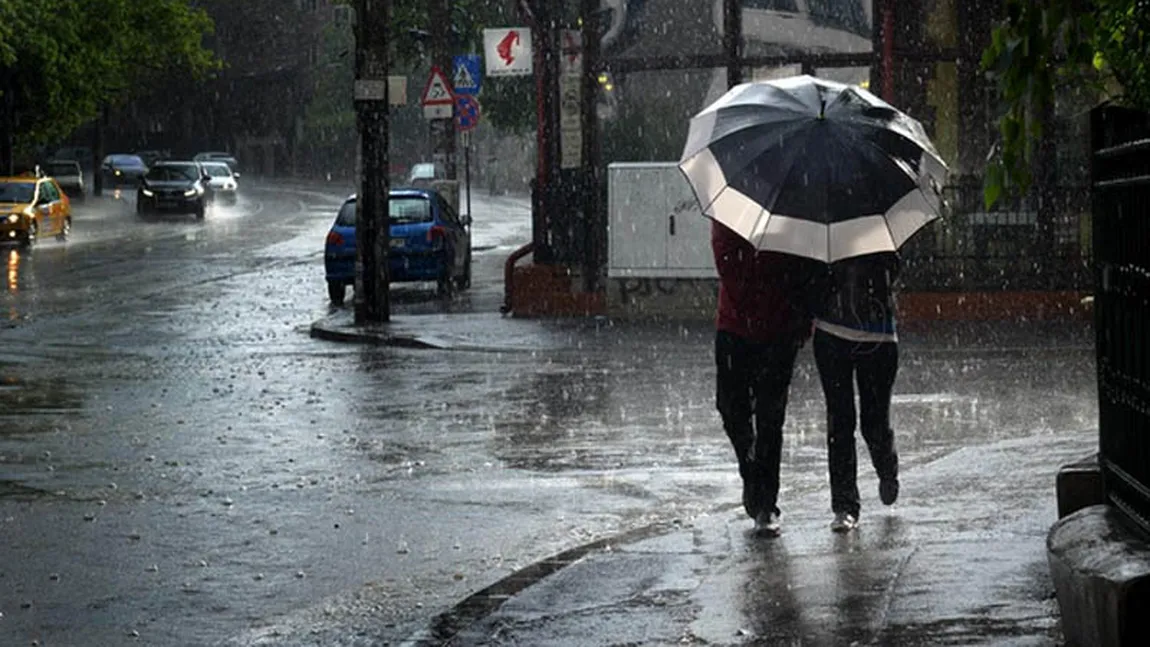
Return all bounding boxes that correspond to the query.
[0,375,85,421]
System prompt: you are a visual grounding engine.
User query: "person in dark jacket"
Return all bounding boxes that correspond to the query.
[712,221,812,537]
[808,252,901,533]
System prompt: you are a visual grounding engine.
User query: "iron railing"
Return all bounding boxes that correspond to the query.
[899,182,1092,292]
[1092,104,1150,538]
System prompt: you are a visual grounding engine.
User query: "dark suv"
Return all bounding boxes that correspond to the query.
[137,161,209,219]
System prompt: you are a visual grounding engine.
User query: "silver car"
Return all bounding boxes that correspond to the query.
[44,160,85,201]
[198,161,239,204]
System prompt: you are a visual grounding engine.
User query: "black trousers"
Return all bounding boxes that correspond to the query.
[812,329,899,517]
[715,330,802,517]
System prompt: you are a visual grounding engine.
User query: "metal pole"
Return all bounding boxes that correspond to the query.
[353,0,391,323]
[723,0,742,88]
[429,0,457,179]
[464,133,472,224]
[581,0,602,292]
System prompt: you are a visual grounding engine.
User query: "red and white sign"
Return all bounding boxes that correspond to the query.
[483,28,532,77]
[420,65,454,120]
[560,30,582,75]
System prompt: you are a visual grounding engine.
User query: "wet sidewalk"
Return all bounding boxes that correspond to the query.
[400,430,1088,646]
[308,310,1094,645]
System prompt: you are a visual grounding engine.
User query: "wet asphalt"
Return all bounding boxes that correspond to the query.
[0,180,1098,646]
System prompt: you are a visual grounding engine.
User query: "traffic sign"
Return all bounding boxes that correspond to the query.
[452,55,482,96]
[420,65,454,120]
[483,28,532,77]
[454,95,481,132]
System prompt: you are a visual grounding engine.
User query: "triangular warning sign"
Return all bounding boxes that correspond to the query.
[421,66,453,105]
[453,64,475,91]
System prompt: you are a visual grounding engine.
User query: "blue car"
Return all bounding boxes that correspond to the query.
[324,188,472,305]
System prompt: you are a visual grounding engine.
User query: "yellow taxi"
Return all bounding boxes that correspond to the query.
[0,172,72,246]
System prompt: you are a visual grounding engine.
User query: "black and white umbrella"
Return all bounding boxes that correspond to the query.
[679,75,948,263]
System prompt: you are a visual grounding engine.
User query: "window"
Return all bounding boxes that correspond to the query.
[334,4,351,26]
[390,197,432,224]
[40,182,60,202]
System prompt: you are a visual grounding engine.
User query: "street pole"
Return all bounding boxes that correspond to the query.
[429,0,456,179]
[723,0,742,88]
[464,131,472,223]
[353,0,391,323]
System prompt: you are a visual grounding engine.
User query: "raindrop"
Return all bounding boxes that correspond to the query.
[108,483,118,490]
[83,513,96,522]
[269,529,279,535]
[222,497,234,507]
[199,560,208,567]
[128,629,140,638]
[146,564,158,573]
[128,533,142,541]
[396,541,410,555]
[97,500,107,507]
[42,451,51,459]
[254,573,265,581]
[145,455,156,462]
[295,571,305,579]
[48,573,59,582]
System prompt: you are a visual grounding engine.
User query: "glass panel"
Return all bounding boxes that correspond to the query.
[601,68,722,164]
[743,0,873,56]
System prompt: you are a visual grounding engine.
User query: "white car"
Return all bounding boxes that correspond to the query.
[198,161,239,204]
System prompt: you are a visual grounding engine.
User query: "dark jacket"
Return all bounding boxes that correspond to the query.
[712,221,811,343]
[808,252,900,336]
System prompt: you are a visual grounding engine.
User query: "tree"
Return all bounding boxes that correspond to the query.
[982,0,1150,207]
[0,0,217,168]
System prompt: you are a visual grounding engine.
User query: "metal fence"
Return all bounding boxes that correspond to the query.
[1092,104,1150,538]
[899,182,1092,291]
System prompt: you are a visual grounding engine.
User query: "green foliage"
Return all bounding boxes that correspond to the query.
[982,0,1150,208]
[1,0,217,156]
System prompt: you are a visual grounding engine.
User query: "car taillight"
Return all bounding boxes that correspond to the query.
[326,231,344,246]
[427,225,447,243]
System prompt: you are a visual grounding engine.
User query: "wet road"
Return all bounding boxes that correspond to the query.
[0,181,1097,645]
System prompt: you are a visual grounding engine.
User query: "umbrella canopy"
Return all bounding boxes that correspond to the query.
[679,75,948,263]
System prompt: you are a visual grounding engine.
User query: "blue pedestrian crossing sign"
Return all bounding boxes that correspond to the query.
[452,55,482,96]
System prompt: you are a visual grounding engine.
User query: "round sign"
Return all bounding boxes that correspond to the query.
[454,95,481,132]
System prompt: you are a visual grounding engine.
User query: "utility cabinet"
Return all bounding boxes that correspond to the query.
[607,162,717,278]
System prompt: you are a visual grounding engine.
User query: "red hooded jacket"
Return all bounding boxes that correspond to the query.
[712,221,811,343]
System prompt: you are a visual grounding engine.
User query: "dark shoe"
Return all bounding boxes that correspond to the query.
[754,510,781,537]
[830,512,858,533]
[742,476,761,519]
[879,477,899,506]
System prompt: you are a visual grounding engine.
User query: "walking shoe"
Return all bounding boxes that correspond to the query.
[754,510,781,537]
[879,477,899,506]
[830,512,858,533]
[742,477,761,519]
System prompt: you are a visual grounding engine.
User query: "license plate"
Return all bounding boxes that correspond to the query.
[389,239,405,248]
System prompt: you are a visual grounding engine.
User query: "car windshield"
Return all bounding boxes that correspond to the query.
[109,155,145,168]
[204,164,231,178]
[146,165,197,182]
[391,197,432,223]
[0,181,36,203]
[410,164,437,179]
[46,164,79,177]
[334,196,432,226]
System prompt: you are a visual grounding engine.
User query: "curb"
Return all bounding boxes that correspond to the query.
[308,322,445,349]
[398,518,689,646]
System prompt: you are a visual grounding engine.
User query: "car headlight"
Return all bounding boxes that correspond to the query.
[184,189,197,197]
[6,214,17,223]
[114,170,122,176]
[141,188,154,197]
[224,182,236,190]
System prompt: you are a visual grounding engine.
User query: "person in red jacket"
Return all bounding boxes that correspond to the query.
[712,220,812,536]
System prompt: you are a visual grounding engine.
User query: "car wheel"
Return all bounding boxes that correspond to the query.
[194,203,206,220]
[136,198,149,216]
[328,281,346,305]
[56,217,71,242]
[455,250,471,290]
